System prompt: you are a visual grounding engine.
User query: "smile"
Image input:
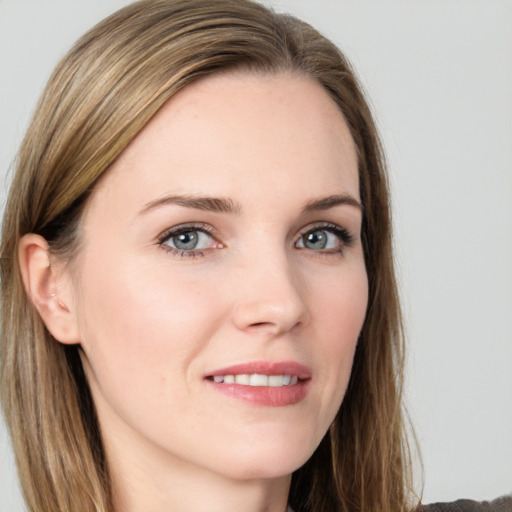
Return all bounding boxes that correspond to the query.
[210,374,299,387]
[205,361,311,406]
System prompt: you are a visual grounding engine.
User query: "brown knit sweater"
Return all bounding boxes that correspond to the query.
[421,496,512,512]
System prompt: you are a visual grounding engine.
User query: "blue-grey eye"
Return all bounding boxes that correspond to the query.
[164,230,213,251]
[296,228,342,251]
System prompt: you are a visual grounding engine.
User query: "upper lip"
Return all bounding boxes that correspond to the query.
[206,360,312,379]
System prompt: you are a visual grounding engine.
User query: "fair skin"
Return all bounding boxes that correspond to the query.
[20,73,368,512]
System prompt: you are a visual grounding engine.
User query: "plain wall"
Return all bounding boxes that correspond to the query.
[1,1,511,510]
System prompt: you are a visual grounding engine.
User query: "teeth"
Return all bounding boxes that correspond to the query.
[268,375,283,387]
[249,374,268,386]
[235,374,250,385]
[211,374,298,387]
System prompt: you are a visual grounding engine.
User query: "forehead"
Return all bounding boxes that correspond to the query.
[86,72,359,217]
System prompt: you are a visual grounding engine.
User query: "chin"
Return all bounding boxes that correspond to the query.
[212,432,318,481]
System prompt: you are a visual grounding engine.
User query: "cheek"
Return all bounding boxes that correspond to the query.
[307,263,368,415]
[75,256,225,403]
[311,260,368,347]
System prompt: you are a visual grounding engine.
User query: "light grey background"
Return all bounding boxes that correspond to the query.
[1,1,511,510]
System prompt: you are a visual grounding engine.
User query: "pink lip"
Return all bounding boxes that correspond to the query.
[205,360,311,407]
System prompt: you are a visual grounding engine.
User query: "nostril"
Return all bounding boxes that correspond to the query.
[232,297,309,334]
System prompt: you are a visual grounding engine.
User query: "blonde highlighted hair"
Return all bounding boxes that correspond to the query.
[1,1,416,511]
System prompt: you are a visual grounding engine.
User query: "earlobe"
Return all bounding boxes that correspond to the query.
[18,233,81,345]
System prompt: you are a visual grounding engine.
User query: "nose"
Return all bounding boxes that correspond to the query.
[231,252,310,336]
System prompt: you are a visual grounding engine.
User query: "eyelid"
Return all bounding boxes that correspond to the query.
[157,222,216,241]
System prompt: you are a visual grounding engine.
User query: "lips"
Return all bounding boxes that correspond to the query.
[205,361,311,407]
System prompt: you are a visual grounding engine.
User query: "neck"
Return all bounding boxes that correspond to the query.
[105,426,291,512]
[114,471,290,512]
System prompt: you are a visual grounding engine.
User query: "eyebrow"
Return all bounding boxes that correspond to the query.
[139,194,242,215]
[139,192,361,216]
[301,194,362,213]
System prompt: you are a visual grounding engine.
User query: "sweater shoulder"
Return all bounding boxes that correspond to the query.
[420,497,512,512]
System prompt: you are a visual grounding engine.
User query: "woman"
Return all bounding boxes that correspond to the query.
[0,1,509,512]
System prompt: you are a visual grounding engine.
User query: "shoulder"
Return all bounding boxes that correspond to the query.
[420,496,512,512]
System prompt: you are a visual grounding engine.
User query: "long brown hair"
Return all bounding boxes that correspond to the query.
[1,1,416,510]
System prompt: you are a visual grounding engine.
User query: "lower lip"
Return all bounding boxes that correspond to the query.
[206,379,310,407]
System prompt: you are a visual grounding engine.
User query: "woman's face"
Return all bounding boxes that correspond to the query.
[68,73,368,481]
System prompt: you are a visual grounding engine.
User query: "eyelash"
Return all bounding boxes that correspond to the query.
[157,222,355,258]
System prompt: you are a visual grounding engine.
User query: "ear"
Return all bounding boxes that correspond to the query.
[18,233,81,344]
